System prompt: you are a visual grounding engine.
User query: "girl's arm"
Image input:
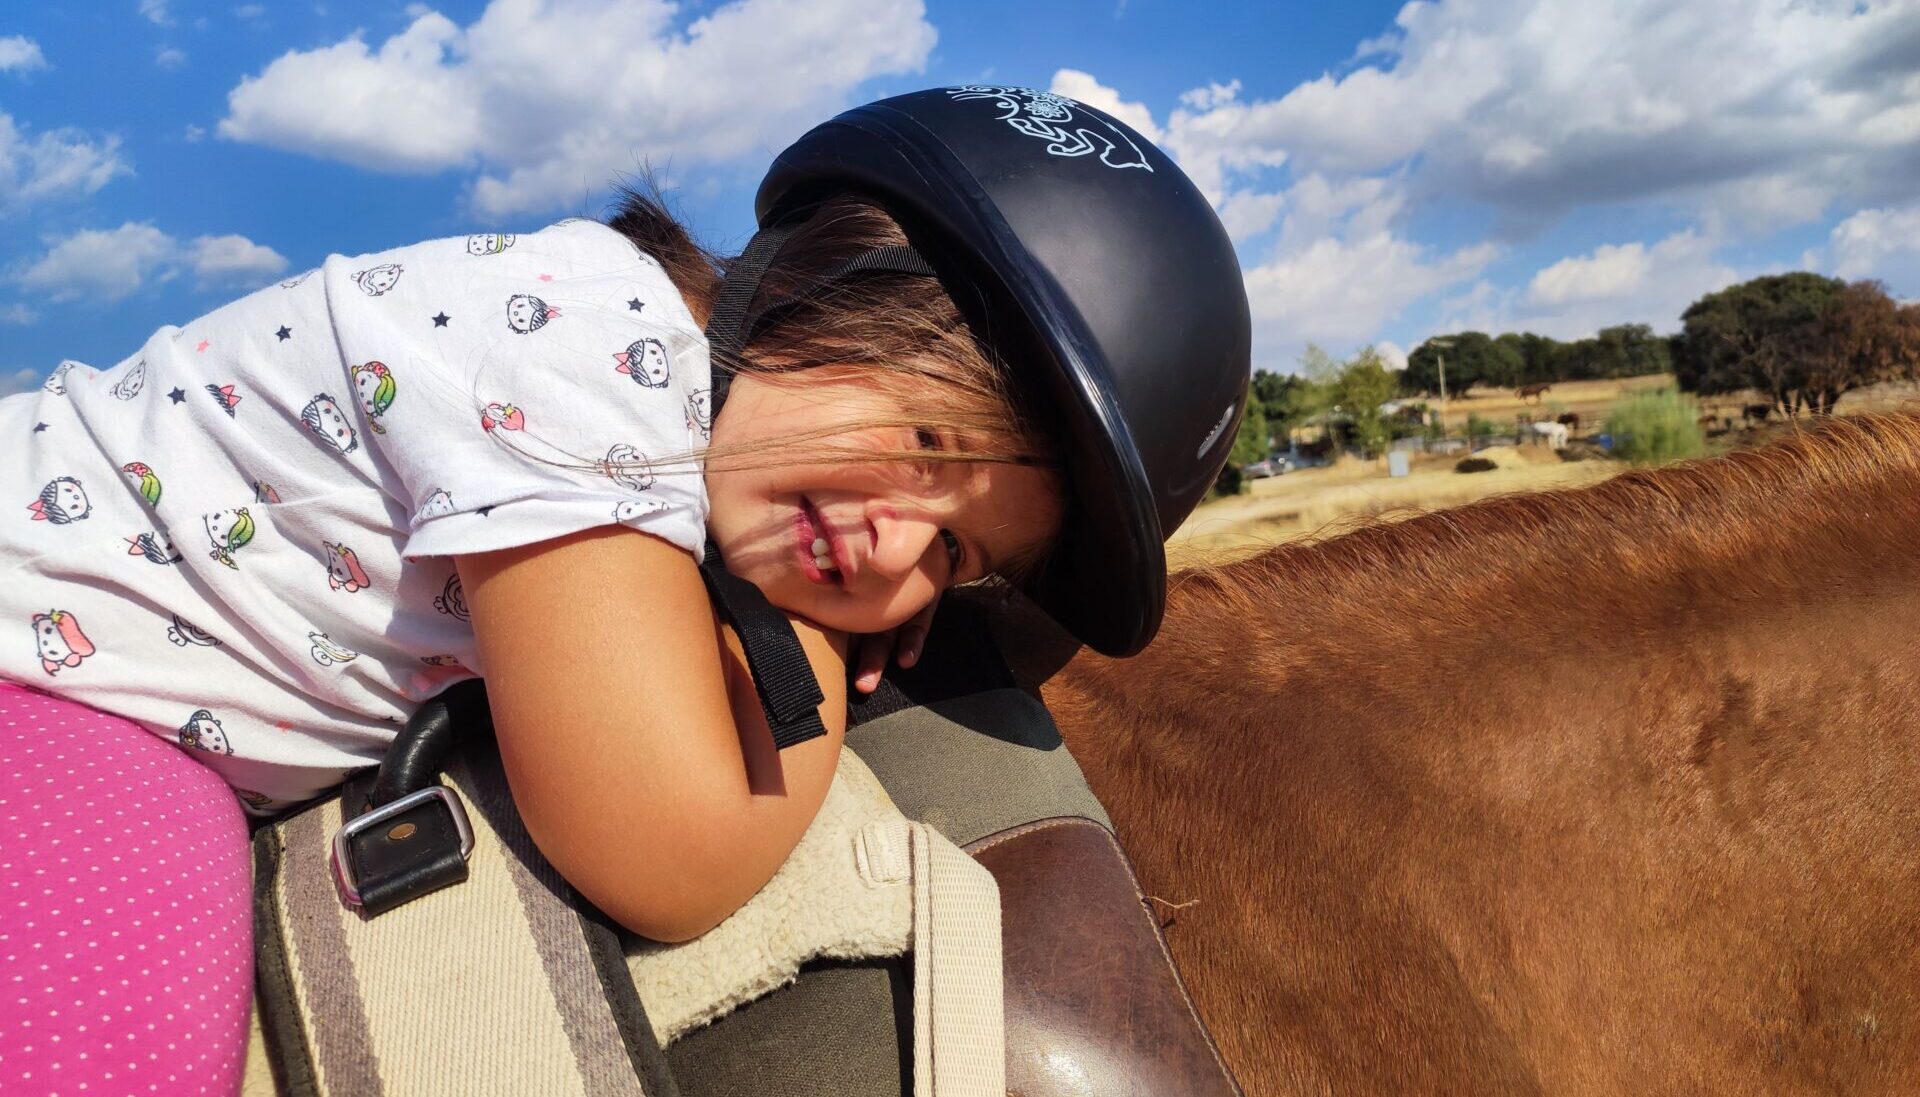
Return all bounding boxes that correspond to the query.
[455,524,849,943]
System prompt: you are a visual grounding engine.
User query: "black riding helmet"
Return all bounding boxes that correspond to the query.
[712,86,1251,657]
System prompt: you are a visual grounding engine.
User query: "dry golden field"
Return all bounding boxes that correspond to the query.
[1174,375,1920,571]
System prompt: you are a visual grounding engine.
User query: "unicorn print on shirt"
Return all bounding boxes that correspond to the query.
[467,234,516,256]
[614,499,670,523]
[42,361,80,395]
[308,631,359,667]
[108,359,147,400]
[506,294,559,333]
[166,614,220,647]
[419,489,456,519]
[351,362,396,433]
[206,383,242,418]
[121,462,162,507]
[178,709,233,755]
[434,574,469,621]
[686,389,713,440]
[323,541,370,593]
[31,610,95,675]
[599,443,655,491]
[27,477,90,524]
[614,337,671,388]
[204,508,256,569]
[300,394,358,453]
[353,264,403,296]
[480,402,525,432]
[125,531,182,565]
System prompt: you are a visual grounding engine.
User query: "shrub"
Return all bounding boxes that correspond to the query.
[1465,414,1496,449]
[1605,387,1704,465]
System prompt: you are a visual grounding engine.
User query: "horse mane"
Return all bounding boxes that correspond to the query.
[1162,411,1920,660]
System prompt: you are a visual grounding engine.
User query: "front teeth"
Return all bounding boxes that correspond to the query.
[811,536,836,573]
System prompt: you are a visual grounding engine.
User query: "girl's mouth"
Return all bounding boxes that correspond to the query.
[796,498,842,588]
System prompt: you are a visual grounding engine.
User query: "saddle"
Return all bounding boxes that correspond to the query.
[243,592,1239,1096]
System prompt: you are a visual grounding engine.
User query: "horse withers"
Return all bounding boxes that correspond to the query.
[1006,412,1920,1096]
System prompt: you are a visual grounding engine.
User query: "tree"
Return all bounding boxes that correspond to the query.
[1673,273,1917,415]
[1228,399,1270,468]
[1672,273,1841,414]
[1332,347,1396,457]
[1403,332,1522,396]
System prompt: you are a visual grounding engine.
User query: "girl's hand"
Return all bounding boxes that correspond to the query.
[851,596,939,694]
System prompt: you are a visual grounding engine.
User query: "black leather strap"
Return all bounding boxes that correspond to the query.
[698,542,828,750]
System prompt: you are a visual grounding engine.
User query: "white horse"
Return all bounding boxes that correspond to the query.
[1527,420,1570,450]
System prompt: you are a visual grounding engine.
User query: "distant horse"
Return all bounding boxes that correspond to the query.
[1025,413,1920,1096]
[1527,420,1569,450]
[1556,411,1581,432]
[1516,382,1553,403]
[1743,402,1776,426]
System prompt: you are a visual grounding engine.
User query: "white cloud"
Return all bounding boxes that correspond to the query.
[1452,229,1739,340]
[15,223,286,302]
[0,303,38,325]
[0,112,131,213]
[1164,0,1920,230]
[1814,204,1920,292]
[1375,339,1408,371]
[188,233,288,281]
[139,0,173,26]
[1048,68,1163,143]
[234,4,266,19]
[156,46,188,70]
[0,36,48,74]
[218,0,937,215]
[183,124,206,142]
[1244,230,1497,369]
[2,367,38,396]
[18,223,176,302]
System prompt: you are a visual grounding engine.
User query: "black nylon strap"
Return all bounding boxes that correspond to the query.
[706,222,797,415]
[821,244,937,281]
[698,541,828,750]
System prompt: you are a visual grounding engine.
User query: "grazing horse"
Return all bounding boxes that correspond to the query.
[1517,382,1553,403]
[1015,412,1920,1096]
[1556,411,1581,433]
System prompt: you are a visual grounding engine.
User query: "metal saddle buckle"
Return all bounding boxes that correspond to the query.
[329,785,476,910]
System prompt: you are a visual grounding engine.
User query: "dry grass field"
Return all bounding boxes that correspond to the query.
[1173,374,1920,571]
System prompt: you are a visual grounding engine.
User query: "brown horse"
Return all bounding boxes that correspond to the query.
[1019,412,1920,1095]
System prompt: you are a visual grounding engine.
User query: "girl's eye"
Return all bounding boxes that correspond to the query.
[914,427,940,451]
[940,528,964,577]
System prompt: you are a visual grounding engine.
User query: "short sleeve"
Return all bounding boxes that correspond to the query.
[326,221,712,561]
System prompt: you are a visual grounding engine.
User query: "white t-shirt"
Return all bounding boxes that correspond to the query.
[0,219,712,813]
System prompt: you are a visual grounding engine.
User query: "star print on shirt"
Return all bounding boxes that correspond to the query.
[32,422,47,433]
[475,505,495,517]
[196,340,210,353]
[432,312,450,328]
[628,298,644,313]
[168,388,186,404]
[276,326,292,341]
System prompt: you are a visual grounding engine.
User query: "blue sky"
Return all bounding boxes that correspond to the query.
[3,0,1917,396]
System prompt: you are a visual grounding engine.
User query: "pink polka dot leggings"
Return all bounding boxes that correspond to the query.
[0,682,252,1096]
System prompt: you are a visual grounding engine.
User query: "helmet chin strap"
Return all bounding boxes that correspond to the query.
[699,224,938,751]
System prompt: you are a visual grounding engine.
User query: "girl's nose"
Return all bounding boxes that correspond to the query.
[864,507,942,583]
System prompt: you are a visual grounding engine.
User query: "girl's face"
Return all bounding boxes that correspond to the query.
[705,370,1061,636]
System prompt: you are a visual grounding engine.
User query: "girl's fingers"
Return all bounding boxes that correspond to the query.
[854,632,890,694]
[896,625,925,668]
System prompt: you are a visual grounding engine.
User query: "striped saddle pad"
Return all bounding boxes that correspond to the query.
[247,743,1003,1096]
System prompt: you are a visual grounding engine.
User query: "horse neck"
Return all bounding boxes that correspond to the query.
[1045,414,1920,815]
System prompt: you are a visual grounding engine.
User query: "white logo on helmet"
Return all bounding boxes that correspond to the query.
[1197,402,1236,459]
[947,87,1154,172]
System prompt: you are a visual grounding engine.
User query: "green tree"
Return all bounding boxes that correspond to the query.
[1333,347,1396,457]
[1228,399,1270,468]
[1672,273,1842,414]
[1403,332,1523,396]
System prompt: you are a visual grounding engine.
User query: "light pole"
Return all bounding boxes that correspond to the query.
[1429,336,1455,448]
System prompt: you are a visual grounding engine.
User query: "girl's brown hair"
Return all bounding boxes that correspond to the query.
[604,179,1061,585]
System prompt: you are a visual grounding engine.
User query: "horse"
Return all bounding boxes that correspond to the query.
[1526,420,1569,450]
[1517,382,1553,403]
[1012,412,1920,1096]
[1744,402,1777,426]
[1556,411,1581,433]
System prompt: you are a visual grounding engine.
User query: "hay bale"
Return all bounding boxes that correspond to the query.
[1455,445,1526,474]
[1455,456,1498,473]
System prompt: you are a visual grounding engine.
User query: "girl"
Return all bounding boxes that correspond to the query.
[0,86,1249,1093]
